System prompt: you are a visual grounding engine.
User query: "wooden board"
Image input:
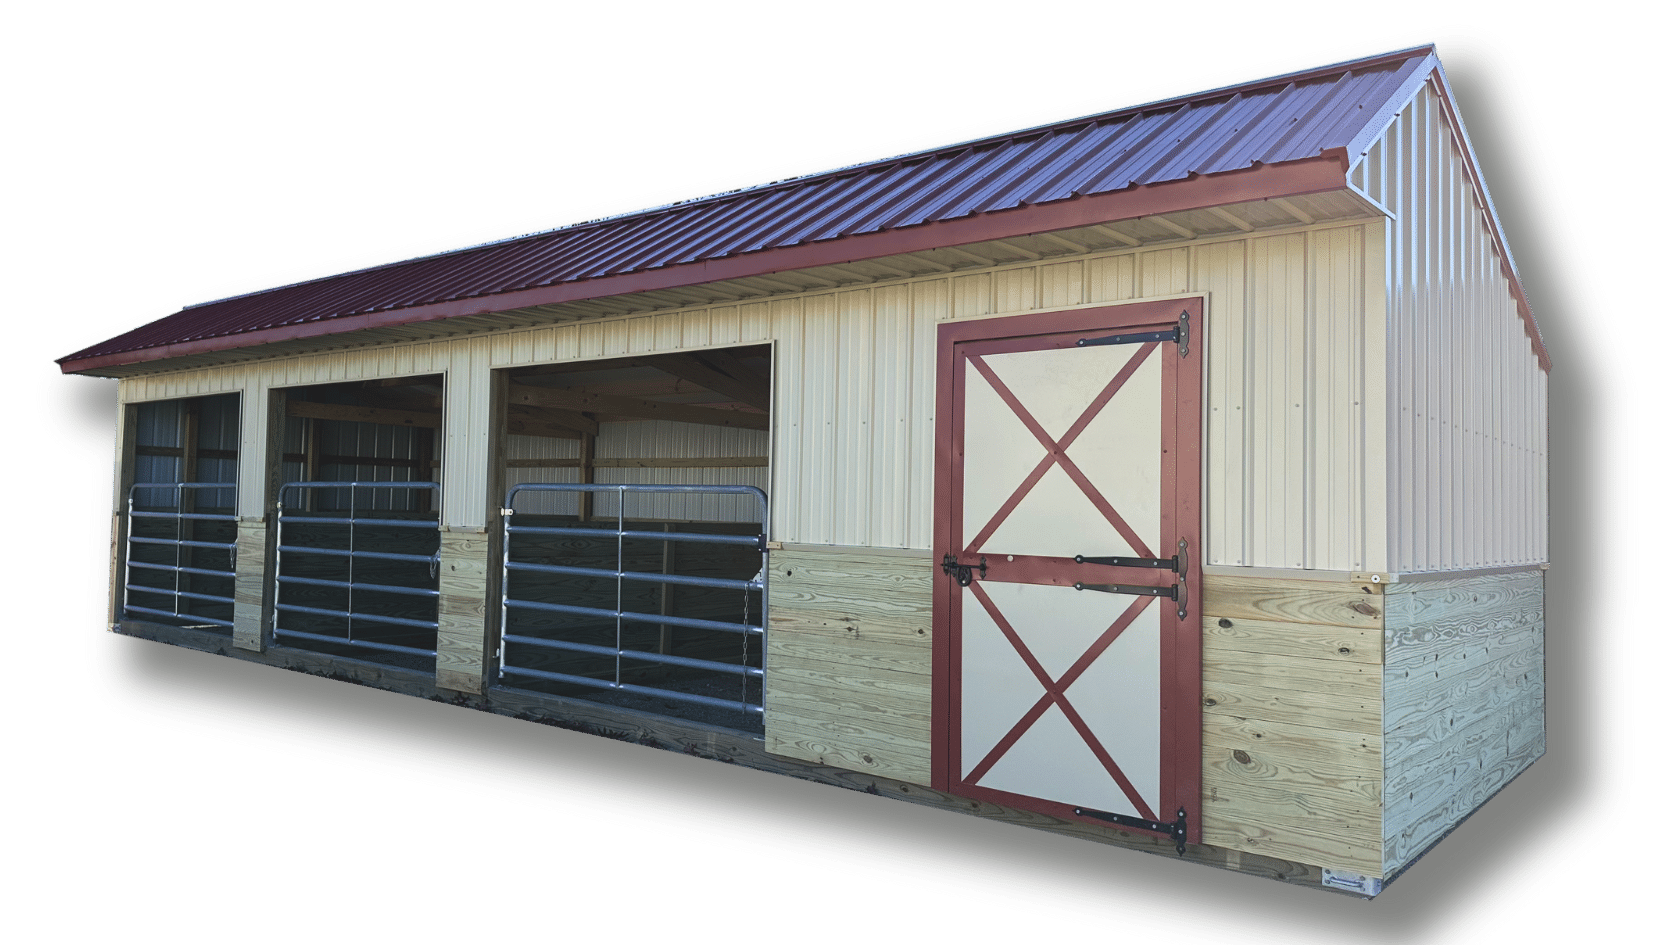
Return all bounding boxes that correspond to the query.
[232,521,268,651]
[113,616,1355,897]
[436,532,491,693]
[1204,576,1384,627]
[1201,572,1385,874]
[1382,569,1545,874]
[764,546,934,786]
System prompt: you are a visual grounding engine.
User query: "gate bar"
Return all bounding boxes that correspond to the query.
[124,482,239,629]
[502,633,766,678]
[500,665,765,715]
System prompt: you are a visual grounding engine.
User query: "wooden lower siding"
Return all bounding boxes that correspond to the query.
[115,615,1357,898]
[1201,575,1385,876]
[1382,570,1545,874]
[109,538,1544,893]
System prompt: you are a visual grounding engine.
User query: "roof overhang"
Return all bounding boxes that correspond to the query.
[59,154,1352,376]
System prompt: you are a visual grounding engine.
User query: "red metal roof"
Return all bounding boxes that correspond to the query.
[61,47,1439,374]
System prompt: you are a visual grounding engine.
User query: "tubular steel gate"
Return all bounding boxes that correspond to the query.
[499,483,768,718]
[124,482,239,628]
[273,481,441,660]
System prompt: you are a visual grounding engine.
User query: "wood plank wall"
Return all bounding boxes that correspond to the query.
[1382,570,1545,873]
[436,532,492,693]
[764,546,933,786]
[1201,574,1385,875]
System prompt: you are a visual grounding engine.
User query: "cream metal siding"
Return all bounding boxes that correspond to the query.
[115,222,1389,569]
[1352,83,1548,572]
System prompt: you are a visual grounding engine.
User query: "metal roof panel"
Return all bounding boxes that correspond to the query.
[61,47,1435,369]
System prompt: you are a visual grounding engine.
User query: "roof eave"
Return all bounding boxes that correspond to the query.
[59,153,1353,376]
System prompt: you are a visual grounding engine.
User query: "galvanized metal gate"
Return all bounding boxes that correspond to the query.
[934,299,1204,849]
[123,482,239,628]
[272,480,442,659]
[498,483,768,718]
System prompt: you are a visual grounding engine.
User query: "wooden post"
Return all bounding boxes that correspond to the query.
[578,428,595,521]
[414,426,434,513]
[303,415,322,510]
[108,401,139,631]
[435,345,503,694]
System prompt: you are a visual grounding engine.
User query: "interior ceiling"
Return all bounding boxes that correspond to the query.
[295,348,772,437]
[96,191,1382,379]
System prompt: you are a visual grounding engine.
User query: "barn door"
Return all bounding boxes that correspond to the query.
[934,299,1203,848]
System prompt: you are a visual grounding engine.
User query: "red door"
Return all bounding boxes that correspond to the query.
[933,298,1203,847]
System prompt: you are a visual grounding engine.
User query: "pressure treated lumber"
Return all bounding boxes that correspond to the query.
[764,546,933,785]
[436,532,491,693]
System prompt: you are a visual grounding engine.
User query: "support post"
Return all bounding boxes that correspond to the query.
[435,341,500,693]
[108,400,139,630]
[233,386,287,652]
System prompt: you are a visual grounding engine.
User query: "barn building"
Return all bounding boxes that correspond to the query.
[58,45,1547,896]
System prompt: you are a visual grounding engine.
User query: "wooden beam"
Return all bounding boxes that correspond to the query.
[1145,214,1197,239]
[1207,205,1255,232]
[578,431,595,521]
[287,400,442,429]
[646,353,771,412]
[506,382,768,430]
[503,414,582,441]
[1087,223,1141,246]
[504,456,768,469]
[508,403,599,435]
[1269,196,1316,225]
[1039,232,1090,254]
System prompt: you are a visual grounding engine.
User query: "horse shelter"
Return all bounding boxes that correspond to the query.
[59,45,1548,897]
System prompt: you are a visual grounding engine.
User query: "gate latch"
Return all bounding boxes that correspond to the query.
[941,554,986,587]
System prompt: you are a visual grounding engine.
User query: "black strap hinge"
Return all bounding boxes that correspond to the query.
[1072,581,1177,600]
[1073,310,1191,359]
[1073,806,1189,855]
[1074,553,1178,571]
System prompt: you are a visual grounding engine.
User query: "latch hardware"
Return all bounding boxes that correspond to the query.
[1072,805,1189,855]
[941,554,986,587]
[1175,537,1189,620]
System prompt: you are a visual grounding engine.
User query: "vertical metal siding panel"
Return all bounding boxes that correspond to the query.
[1192,240,1246,566]
[803,295,839,544]
[442,337,491,529]
[711,304,742,347]
[1308,230,1332,568]
[871,285,912,547]
[1138,248,1189,297]
[683,308,716,348]
[909,279,944,550]
[1283,234,1308,570]
[834,290,874,546]
[1042,261,1083,309]
[771,298,804,543]
[954,273,992,318]
[994,266,1036,313]
[739,301,770,341]
[1361,221,1389,573]
[1249,236,1282,566]
[1086,254,1137,304]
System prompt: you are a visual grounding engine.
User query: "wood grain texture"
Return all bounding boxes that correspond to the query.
[1205,576,1384,627]
[1202,573,1385,873]
[232,521,268,651]
[1382,569,1545,874]
[436,532,491,693]
[117,617,1363,897]
[1204,615,1381,665]
[765,546,934,785]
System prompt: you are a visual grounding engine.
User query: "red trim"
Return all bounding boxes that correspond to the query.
[60,158,1348,375]
[932,297,1204,843]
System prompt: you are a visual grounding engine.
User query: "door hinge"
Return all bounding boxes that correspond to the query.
[1072,309,1191,359]
[1074,553,1178,571]
[1072,805,1189,855]
[1072,581,1177,599]
[941,554,986,587]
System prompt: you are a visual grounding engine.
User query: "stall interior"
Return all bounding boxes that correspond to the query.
[494,346,772,733]
[125,392,242,632]
[270,375,446,670]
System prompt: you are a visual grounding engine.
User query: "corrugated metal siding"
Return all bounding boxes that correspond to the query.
[1354,83,1548,571]
[65,52,1430,367]
[118,227,1387,564]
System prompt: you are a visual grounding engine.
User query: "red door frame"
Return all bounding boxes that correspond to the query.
[932,297,1204,844]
